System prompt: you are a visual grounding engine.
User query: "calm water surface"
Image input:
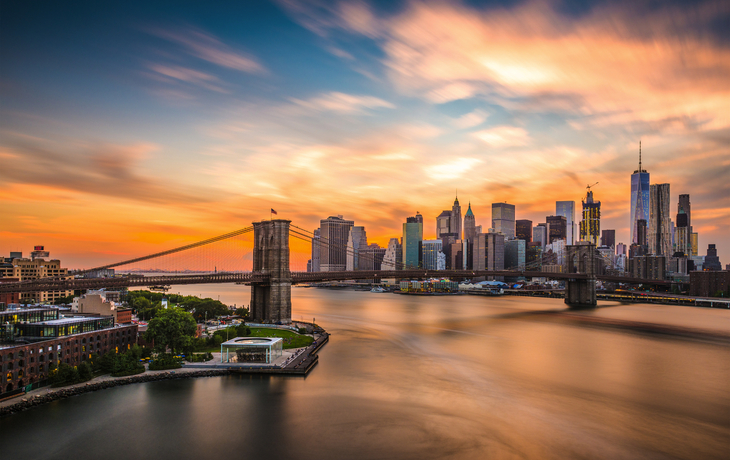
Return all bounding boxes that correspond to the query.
[2,286,729,459]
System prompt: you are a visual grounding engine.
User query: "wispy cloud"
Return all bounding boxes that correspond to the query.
[473,126,529,148]
[149,27,267,74]
[148,64,229,93]
[289,91,395,113]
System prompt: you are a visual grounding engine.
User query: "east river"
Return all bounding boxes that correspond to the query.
[2,285,730,459]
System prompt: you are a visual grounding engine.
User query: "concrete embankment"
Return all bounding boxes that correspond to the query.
[0,370,229,417]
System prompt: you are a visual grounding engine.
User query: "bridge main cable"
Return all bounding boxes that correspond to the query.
[76,226,255,275]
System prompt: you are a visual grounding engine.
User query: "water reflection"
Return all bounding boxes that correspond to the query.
[2,287,729,459]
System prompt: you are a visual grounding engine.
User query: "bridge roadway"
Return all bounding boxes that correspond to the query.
[0,269,683,294]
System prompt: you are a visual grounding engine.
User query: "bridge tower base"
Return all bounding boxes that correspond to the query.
[250,219,292,324]
[564,242,597,309]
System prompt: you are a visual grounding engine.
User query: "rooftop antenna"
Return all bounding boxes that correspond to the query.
[639,140,642,172]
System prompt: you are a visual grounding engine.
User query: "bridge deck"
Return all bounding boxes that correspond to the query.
[0,269,683,293]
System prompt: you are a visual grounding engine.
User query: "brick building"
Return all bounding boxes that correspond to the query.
[690,271,729,297]
[1,324,138,396]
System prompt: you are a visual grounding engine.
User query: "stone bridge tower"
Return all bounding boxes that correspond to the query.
[250,219,292,323]
[564,241,597,309]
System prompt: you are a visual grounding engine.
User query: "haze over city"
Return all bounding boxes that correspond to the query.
[2,0,729,268]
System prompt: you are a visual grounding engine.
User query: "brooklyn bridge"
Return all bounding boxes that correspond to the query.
[0,220,683,323]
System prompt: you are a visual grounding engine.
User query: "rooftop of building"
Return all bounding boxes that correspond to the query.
[32,316,112,326]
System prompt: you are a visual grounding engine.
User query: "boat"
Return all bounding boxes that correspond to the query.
[148,285,171,292]
[370,286,386,293]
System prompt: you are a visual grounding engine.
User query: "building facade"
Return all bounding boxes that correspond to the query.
[580,190,601,245]
[492,203,515,239]
[601,230,616,248]
[381,238,402,271]
[505,239,526,271]
[451,197,462,239]
[463,203,476,244]
[309,229,321,272]
[319,216,354,272]
[545,215,567,244]
[556,201,576,245]
[403,216,424,269]
[648,183,672,257]
[515,220,532,243]
[704,244,722,271]
[630,145,650,245]
[0,255,72,303]
[346,226,368,271]
[422,240,444,270]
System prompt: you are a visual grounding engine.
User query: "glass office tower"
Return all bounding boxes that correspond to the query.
[555,201,575,245]
[402,216,423,269]
[630,143,650,244]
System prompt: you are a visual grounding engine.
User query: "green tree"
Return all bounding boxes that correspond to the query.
[53,294,76,305]
[234,307,249,317]
[145,307,197,353]
[182,298,230,322]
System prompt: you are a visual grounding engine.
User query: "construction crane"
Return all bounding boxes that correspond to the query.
[586,182,599,191]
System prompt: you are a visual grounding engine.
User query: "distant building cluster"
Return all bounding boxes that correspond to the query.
[304,142,726,296]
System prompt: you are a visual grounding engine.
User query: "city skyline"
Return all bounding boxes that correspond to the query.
[2,0,729,268]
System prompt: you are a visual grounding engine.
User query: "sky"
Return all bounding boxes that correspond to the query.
[1,0,729,270]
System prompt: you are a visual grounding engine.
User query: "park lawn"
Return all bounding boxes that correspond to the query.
[249,328,314,349]
[196,327,313,353]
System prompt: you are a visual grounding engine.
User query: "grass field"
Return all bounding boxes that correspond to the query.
[197,327,313,353]
[248,328,314,349]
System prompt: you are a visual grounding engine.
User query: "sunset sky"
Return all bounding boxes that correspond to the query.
[1,0,729,270]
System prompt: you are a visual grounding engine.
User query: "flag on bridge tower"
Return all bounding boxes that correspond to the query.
[270,208,277,220]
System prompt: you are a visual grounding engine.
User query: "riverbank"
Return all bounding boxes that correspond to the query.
[0,369,230,417]
[1,328,330,416]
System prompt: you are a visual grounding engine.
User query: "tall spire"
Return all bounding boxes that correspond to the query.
[639,140,642,172]
[454,189,459,205]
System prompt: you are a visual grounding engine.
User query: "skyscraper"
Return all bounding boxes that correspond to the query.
[516,220,532,242]
[545,215,567,244]
[630,142,650,245]
[486,232,505,272]
[346,226,367,271]
[451,196,462,239]
[704,244,722,271]
[436,210,451,238]
[676,194,692,256]
[359,244,386,271]
[556,201,576,245]
[319,215,354,272]
[505,239,526,270]
[422,240,444,270]
[381,238,402,271]
[463,203,476,243]
[649,183,671,257]
[675,209,690,256]
[601,229,615,248]
[580,190,601,244]
[492,203,515,239]
[637,219,648,247]
[402,215,423,268]
[472,233,486,270]
[310,228,321,272]
[533,224,547,249]
[678,194,691,230]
